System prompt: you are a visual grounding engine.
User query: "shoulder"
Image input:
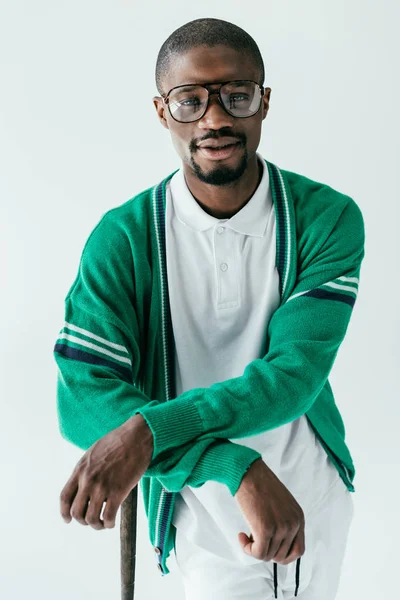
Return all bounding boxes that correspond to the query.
[280,166,352,212]
[98,184,155,235]
[79,184,157,261]
[279,166,364,241]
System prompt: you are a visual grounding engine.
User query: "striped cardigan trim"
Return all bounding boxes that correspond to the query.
[151,173,178,559]
[64,321,131,354]
[54,343,132,382]
[149,159,299,573]
[54,322,133,382]
[286,276,359,307]
[266,162,297,302]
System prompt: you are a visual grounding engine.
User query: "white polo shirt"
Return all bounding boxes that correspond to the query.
[166,153,341,564]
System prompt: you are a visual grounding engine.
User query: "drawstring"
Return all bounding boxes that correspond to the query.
[295,557,301,596]
[273,557,301,598]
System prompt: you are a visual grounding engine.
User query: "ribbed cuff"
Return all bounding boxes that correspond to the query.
[134,397,205,460]
[190,441,262,496]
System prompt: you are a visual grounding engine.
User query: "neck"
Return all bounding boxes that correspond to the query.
[182,153,263,219]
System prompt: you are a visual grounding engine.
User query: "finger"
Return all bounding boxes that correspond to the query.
[102,497,120,529]
[251,532,274,561]
[238,531,273,560]
[278,526,305,565]
[265,533,286,561]
[70,490,90,526]
[238,531,251,552]
[60,476,79,523]
[85,491,106,530]
[272,526,299,564]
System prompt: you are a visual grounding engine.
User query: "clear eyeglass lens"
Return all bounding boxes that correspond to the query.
[220,81,260,116]
[168,86,208,122]
[168,81,261,122]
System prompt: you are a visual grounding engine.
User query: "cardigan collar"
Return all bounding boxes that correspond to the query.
[155,158,297,304]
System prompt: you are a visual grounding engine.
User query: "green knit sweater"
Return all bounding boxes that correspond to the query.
[54,160,365,575]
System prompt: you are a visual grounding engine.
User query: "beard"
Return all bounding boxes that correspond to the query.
[189,146,249,186]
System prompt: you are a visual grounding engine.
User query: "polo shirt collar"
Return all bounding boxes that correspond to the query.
[169,151,271,237]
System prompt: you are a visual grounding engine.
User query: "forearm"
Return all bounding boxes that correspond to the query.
[134,294,353,458]
[135,199,365,461]
[55,350,161,452]
[137,419,262,496]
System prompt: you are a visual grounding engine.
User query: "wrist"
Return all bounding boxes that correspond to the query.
[136,412,154,440]
[127,414,154,455]
[235,457,262,497]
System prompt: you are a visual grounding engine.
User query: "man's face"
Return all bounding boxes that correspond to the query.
[153,44,271,186]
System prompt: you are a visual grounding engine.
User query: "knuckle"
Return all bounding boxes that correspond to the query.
[297,508,305,524]
[103,502,117,523]
[276,522,290,535]
[263,552,273,562]
[281,549,303,565]
[60,490,70,503]
[274,550,288,565]
[88,521,103,530]
[70,508,86,524]
[262,527,275,538]
[87,469,101,482]
[81,468,97,483]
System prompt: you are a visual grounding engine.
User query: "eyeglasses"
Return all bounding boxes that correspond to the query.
[161,80,265,123]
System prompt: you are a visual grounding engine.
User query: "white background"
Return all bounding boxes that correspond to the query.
[1,1,399,599]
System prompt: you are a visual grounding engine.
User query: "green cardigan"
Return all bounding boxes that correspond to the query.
[54,160,365,575]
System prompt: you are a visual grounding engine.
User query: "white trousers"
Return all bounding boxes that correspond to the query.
[173,479,354,600]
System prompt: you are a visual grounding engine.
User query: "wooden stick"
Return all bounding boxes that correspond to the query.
[120,487,138,600]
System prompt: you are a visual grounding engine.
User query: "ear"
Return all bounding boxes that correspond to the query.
[261,88,271,120]
[153,96,170,130]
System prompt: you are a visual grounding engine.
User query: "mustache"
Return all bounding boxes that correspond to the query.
[190,130,246,152]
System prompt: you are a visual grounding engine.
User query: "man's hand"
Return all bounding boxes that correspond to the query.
[234,458,305,565]
[60,415,153,530]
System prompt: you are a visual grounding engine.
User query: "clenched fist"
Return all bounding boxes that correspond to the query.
[235,458,305,565]
[60,414,154,529]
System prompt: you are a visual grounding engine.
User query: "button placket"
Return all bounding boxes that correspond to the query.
[213,226,239,308]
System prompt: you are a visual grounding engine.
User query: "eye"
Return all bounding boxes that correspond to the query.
[180,97,202,107]
[229,93,249,103]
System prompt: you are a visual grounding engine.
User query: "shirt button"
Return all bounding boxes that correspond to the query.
[220,262,228,272]
[217,226,224,234]
[157,563,164,572]
[154,546,161,555]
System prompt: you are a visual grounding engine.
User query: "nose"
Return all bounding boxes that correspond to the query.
[197,93,234,130]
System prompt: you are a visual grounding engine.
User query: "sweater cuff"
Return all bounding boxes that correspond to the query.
[134,397,205,460]
[190,441,262,496]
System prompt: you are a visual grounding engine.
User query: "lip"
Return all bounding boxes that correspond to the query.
[197,137,241,149]
[197,140,242,161]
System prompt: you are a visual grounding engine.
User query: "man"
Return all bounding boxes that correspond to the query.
[54,17,364,600]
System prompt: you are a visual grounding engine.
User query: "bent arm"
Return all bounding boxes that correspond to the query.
[134,198,366,460]
[54,212,261,496]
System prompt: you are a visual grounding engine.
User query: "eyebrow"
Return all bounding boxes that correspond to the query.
[174,80,250,90]
[175,85,199,92]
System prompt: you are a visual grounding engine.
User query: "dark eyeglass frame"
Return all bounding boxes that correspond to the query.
[161,79,265,123]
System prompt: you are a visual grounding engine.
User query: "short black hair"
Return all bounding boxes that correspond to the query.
[155,18,265,95]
